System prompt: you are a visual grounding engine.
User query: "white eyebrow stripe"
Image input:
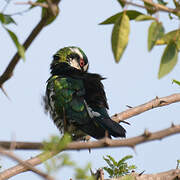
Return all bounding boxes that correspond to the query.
[70,47,83,59]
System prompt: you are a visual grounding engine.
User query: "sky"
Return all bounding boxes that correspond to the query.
[0,0,180,179]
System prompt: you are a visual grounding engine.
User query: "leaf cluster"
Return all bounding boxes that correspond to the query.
[100,0,180,79]
[102,155,136,178]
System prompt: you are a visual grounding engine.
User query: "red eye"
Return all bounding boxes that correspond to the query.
[80,59,84,67]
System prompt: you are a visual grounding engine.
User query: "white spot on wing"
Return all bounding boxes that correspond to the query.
[84,100,101,118]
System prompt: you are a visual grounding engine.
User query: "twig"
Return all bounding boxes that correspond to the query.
[0,0,60,92]
[0,124,180,179]
[121,0,180,13]
[15,1,48,8]
[111,93,180,123]
[0,147,54,180]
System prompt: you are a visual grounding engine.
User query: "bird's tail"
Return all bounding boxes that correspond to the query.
[94,117,126,138]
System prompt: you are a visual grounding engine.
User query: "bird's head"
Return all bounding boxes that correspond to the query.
[51,46,89,73]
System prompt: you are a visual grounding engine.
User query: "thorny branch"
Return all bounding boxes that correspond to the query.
[104,169,180,180]
[0,124,180,179]
[112,93,180,123]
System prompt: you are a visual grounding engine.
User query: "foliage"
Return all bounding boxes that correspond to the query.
[42,134,94,179]
[177,160,180,169]
[75,163,95,180]
[0,12,25,60]
[43,133,72,152]
[173,79,180,86]
[100,0,180,78]
[102,155,136,178]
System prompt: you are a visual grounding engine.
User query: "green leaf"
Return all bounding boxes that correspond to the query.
[148,21,164,51]
[106,155,118,166]
[103,167,114,177]
[111,12,130,62]
[103,156,114,169]
[117,155,133,166]
[172,79,180,86]
[0,13,16,25]
[157,0,167,5]
[4,27,25,60]
[117,0,125,7]
[156,30,180,50]
[135,14,156,21]
[100,10,143,25]
[158,41,178,79]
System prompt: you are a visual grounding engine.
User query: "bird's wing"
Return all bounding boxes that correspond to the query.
[83,73,126,138]
[45,76,107,139]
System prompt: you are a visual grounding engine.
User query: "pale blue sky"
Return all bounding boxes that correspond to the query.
[1,0,180,179]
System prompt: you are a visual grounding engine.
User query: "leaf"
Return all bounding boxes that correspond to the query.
[103,167,114,177]
[103,156,114,169]
[0,13,16,25]
[111,12,130,62]
[117,0,125,7]
[128,165,137,170]
[156,30,180,50]
[100,10,143,24]
[172,79,180,86]
[157,0,167,5]
[117,155,133,166]
[106,155,118,166]
[135,14,156,21]
[158,41,178,79]
[4,27,25,60]
[148,21,164,51]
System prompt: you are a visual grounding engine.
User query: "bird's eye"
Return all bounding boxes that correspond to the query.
[79,59,85,67]
[53,55,59,61]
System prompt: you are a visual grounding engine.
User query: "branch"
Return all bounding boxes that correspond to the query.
[0,147,54,180]
[15,1,48,8]
[0,0,60,90]
[121,0,180,13]
[111,93,180,123]
[0,124,180,179]
[105,169,180,180]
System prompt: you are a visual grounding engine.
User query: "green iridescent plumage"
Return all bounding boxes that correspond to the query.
[45,46,126,140]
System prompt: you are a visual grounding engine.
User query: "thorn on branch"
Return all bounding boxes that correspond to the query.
[139,170,145,176]
[143,129,151,138]
[171,123,176,127]
[1,86,10,100]
[126,105,133,108]
[159,100,167,105]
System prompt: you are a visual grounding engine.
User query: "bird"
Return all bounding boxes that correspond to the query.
[44,46,126,140]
